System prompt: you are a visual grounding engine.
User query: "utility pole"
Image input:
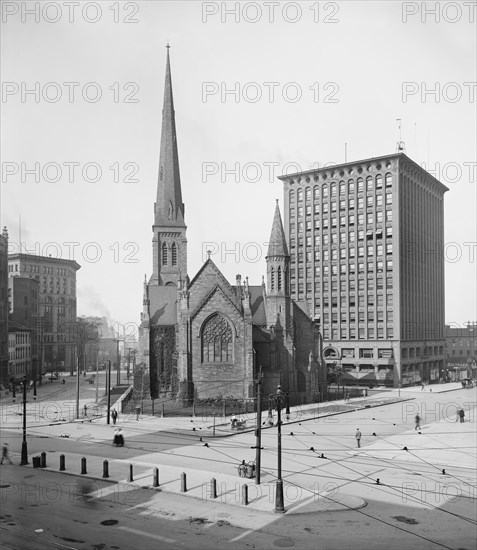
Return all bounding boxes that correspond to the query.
[107,360,112,424]
[75,354,80,419]
[255,366,263,484]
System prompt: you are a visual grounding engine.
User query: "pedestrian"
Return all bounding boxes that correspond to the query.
[112,409,118,425]
[230,413,237,429]
[355,428,362,448]
[415,414,421,430]
[458,408,465,423]
[83,404,87,417]
[421,383,425,391]
[116,428,124,447]
[1,443,12,465]
[344,391,349,403]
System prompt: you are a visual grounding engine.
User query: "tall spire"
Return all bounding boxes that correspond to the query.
[267,200,289,258]
[155,44,185,226]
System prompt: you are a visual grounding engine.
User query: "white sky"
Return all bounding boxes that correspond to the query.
[1,0,476,336]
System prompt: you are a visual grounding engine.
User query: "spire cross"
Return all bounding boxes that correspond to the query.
[207,249,212,259]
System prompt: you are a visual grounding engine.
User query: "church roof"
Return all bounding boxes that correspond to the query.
[266,201,289,257]
[249,286,267,326]
[154,45,185,227]
[148,285,177,325]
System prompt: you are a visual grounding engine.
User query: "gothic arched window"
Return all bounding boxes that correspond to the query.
[171,243,178,266]
[162,243,168,266]
[271,267,275,291]
[201,314,233,363]
[277,266,282,291]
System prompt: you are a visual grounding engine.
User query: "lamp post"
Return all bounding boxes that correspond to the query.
[269,384,287,513]
[13,375,34,465]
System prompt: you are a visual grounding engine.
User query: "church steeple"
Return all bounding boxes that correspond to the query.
[150,45,188,286]
[154,44,185,227]
[267,200,289,257]
[266,201,290,299]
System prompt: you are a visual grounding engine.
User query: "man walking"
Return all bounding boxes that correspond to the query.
[355,428,362,448]
[415,414,421,430]
[1,443,12,465]
[112,409,118,425]
[458,408,465,423]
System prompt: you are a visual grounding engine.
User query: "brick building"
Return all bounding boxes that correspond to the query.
[279,154,448,387]
[138,48,326,405]
[8,276,39,379]
[445,322,477,380]
[8,253,80,375]
[8,324,32,381]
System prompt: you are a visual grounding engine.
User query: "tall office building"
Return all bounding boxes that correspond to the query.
[8,253,80,375]
[279,153,448,387]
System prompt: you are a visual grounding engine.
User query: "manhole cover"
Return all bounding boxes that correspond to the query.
[100,520,118,526]
[273,539,295,548]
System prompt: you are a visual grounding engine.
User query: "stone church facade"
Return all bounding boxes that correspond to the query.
[137,48,326,405]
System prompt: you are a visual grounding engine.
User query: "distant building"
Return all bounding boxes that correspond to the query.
[445,323,477,380]
[279,153,448,387]
[8,253,80,376]
[8,277,39,379]
[0,228,8,386]
[8,324,32,381]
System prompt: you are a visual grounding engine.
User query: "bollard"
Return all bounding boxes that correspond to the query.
[81,457,87,475]
[128,464,134,482]
[153,467,159,487]
[210,478,217,499]
[59,454,65,471]
[103,460,109,478]
[40,451,46,468]
[181,472,187,493]
[241,484,248,506]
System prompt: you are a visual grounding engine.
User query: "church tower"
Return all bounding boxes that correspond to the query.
[266,201,291,324]
[150,45,187,287]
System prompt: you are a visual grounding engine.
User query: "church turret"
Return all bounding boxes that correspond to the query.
[151,45,187,286]
[266,200,290,298]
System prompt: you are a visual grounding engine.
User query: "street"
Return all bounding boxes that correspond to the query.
[1,383,476,550]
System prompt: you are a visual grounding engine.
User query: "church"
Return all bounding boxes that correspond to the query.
[137,48,326,406]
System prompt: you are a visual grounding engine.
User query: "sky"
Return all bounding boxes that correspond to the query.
[1,0,476,338]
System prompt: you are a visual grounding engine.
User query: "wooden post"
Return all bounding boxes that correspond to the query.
[153,467,159,487]
[128,464,134,482]
[81,457,87,474]
[102,460,109,478]
[59,454,65,471]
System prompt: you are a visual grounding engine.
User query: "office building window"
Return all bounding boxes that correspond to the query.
[376,174,383,188]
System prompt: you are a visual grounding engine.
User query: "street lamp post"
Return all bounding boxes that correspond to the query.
[269,384,287,513]
[13,376,32,465]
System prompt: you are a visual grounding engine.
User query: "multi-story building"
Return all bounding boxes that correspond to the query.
[8,253,80,375]
[279,153,448,387]
[0,228,8,387]
[8,277,39,379]
[8,324,32,381]
[445,322,477,380]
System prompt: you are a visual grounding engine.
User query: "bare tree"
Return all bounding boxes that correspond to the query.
[72,319,101,374]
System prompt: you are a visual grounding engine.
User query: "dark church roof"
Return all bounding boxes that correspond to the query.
[249,286,267,326]
[267,201,289,257]
[148,285,177,325]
